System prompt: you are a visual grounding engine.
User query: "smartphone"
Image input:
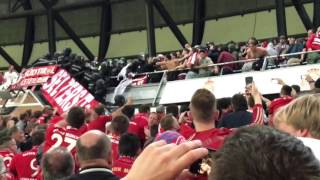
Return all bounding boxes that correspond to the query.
[189,149,216,176]
[245,76,253,85]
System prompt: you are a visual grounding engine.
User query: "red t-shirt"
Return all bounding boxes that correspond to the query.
[0,149,15,170]
[43,125,86,156]
[180,125,232,150]
[311,32,320,50]
[217,51,236,70]
[9,146,41,180]
[112,156,135,178]
[87,115,112,133]
[109,134,120,163]
[269,96,293,126]
[306,33,316,49]
[128,113,149,144]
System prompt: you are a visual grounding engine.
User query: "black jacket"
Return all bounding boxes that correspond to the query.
[218,111,252,128]
[66,168,119,180]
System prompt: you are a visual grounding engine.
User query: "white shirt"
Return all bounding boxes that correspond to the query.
[298,137,320,161]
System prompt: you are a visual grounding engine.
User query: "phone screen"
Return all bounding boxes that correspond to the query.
[245,76,253,85]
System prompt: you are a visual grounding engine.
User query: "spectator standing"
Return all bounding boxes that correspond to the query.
[242,37,268,71]
[112,133,141,178]
[67,130,119,180]
[43,107,87,160]
[9,130,45,180]
[216,46,237,75]
[109,115,129,163]
[218,94,252,128]
[268,85,293,126]
[311,26,320,50]
[0,129,17,170]
[0,65,19,91]
[180,89,232,150]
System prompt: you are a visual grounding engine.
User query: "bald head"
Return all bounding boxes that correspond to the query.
[76,130,111,162]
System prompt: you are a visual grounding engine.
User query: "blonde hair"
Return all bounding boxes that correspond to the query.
[274,94,320,138]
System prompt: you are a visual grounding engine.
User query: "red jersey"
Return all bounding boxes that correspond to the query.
[251,104,264,125]
[88,115,112,133]
[9,146,41,180]
[269,96,293,126]
[312,32,320,50]
[109,134,120,163]
[43,125,86,156]
[112,156,135,178]
[128,113,148,144]
[180,126,232,150]
[0,149,15,170]
[306,33,316,49]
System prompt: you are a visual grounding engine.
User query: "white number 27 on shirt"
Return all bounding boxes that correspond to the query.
[49,133,77,152]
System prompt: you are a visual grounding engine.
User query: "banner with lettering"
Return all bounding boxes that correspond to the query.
[11,65,58,89]
[41,69,99,114]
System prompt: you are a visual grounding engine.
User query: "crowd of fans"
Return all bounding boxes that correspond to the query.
[0,67,319,179]
[0,26,319,180]
[24,27,320,104]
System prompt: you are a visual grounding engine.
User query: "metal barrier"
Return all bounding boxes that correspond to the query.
[261,49,320,70]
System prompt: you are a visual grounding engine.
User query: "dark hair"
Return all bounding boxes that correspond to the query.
[121,105,135,119]
[180,104,190,113]
[31,130,45,146]
[231,94,248,111]
[211,126,320,180]
[291,85,301,94]
[248,37,258,45]
[67,107,85,129]
[26,109,32,117]
[33,111,43,119]
[166,105,179,118]
[217,98,232,110]
[118,133,141,157]
[281,85,292,96]
[191,89,216,122]
[42,147,74,180]
[76,134,111,161]
[20,113,28,121]
[138,104,150,113]
[114,95,126,107]
[94,104,105,116]
[111,115,129,135]
[160,114,176,131]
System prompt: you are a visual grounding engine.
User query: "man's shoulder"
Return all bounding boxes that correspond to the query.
[66,170,119,180]
[221,111,251,121]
